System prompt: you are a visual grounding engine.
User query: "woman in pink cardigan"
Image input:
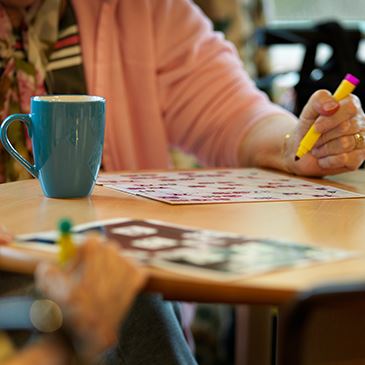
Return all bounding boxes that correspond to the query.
[71,0,365,176]
[1,0,365,364]
[0,0,364,181]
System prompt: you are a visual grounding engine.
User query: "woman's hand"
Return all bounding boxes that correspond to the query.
[0,225,13,245]
[284,90,365,176]
[35,235,148,361]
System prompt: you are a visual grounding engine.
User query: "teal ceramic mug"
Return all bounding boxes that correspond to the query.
[0,95,105,198]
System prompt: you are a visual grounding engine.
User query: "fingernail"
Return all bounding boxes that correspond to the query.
[323,101,338,112]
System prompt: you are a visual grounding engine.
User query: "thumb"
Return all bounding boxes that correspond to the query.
[299,89,339,122]
[35,262,70,304]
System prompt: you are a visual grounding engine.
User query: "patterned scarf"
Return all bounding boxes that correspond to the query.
[0,1,60,183]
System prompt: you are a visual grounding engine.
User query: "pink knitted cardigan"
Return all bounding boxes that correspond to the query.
[72,0,287,171]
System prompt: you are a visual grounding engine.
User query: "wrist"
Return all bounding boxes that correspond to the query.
[238,114,299,173]
[76,328,117,364]
[281,132,297,174]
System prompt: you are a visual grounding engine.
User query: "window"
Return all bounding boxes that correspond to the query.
[263,0,365,73]
[266,0,365,23]
[261,0,365,110]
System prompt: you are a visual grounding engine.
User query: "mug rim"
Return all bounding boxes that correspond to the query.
[32,95,105,103]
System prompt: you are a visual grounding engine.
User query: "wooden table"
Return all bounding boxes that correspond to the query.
[2,170,365,305]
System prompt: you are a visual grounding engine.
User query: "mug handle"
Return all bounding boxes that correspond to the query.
[0,114,38,178]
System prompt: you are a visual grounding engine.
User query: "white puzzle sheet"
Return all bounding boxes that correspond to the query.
[96,168,364,204]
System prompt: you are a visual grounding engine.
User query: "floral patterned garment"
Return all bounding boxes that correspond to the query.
[0,5,46,183]
[0,0,86,183]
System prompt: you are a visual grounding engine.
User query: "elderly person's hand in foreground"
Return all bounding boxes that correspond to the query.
[3,235,147,365]
[35,235,148,362]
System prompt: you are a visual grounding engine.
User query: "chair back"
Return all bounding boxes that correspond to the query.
[277,282,365,365]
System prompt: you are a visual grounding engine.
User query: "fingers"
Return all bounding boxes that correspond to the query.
[36,234,147,314]
[33,234,149,359]
[309,96,365,163]
[312,134,358,158]
[299,89,339,122]
[68,234,106,279]
[316,118,354,146]
[295,91,365,174]
[35,262,71,305]
[313,95,359,134]
[310,130,365,172]
[317,149,365,170]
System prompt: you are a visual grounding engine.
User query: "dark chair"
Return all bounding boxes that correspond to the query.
[254,22,365,115]
[277,282,365,365]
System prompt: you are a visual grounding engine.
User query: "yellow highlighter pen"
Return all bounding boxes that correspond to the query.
[295,73,360,161]
[57,218,76,265]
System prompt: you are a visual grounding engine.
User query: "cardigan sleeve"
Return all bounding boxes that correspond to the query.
[153,0,290,167]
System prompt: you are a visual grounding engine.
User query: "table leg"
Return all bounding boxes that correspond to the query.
[235,305,274,365]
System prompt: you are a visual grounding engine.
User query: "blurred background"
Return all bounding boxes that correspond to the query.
[185,2,365,365]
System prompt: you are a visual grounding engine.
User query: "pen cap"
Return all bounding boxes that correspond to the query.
[345,74,360,86]
[333,75,360,101]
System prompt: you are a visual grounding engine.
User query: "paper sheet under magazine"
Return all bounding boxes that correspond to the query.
[96,168,364,204]
[16,218,354,281]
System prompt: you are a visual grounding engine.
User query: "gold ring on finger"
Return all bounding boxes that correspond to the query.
[354,133,365,149]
